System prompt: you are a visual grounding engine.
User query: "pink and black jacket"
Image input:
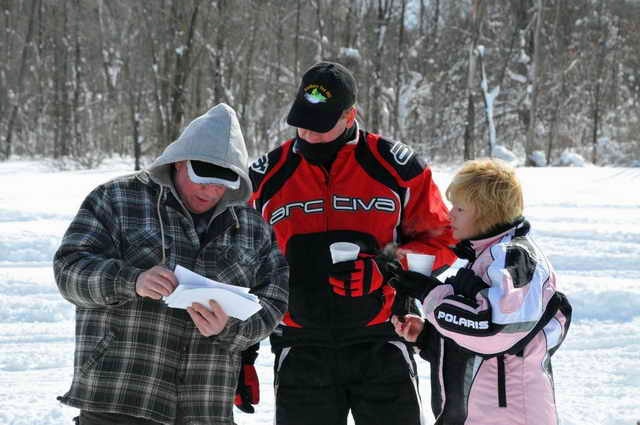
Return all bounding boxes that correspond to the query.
[416,218,572,425]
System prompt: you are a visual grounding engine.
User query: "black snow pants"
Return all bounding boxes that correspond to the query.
[274,340,424,425]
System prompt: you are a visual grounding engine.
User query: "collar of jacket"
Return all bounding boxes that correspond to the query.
[453,217,529,261]
[292,120,360,166]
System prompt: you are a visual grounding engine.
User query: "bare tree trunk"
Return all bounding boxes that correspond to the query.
[169,0,200,143]
[498,20,519,89]
[418,0,425,38]
[0,0,11,125]
[294,0,301,77]
[432,0,440,45]
[212,0,227,104]
[53,0,71,159]
[122,51,142,170]
[143,3,167,149]
[240,2,259,139]
[591,1,607,165]
[392,0,406,139]
[592,81,601,165]
[71,0,83,157]
[546,0,565,165]
[343,0,355,48]
[313,0,325,60]
[371,0,393,134]
[463,0,485,160]
[96,0,116,101]
[511,0,534,147]
[4,0,39,159]
[463,96,476,160]
[525,0,543,165]
[325,0,339,59]
[547,69,565,165]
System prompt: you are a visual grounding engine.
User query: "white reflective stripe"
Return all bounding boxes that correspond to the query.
[388,341,415,377]
[276,346,291,374]
[387,341,427,425]
[261,199,271,220]
[273,346,292,425]
[434,338,446,423]
[543,317,563,350]
[472,354,483,379]
[414,298,426,318]
[390,189,402,230]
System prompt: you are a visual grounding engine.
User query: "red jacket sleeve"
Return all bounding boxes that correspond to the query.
[396,165,457,271]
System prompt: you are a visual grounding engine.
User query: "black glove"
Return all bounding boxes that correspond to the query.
[445,268,489,299]
[328,254,385,297]
[388,269,442,302]
[235,343,259,413]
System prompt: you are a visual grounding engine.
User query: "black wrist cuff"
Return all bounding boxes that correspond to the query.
[414,326,430,350]
[241,343,260,364]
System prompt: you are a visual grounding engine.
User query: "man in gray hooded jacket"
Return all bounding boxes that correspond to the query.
[54,103,289,425]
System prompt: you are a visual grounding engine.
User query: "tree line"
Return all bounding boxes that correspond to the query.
[1,0,639,168]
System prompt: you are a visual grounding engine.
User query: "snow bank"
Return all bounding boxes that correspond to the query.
[557,150,587,167]
[0,161,638,425]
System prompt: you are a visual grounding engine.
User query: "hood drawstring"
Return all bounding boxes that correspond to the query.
[230,207,240,231]
[156,185,167,265]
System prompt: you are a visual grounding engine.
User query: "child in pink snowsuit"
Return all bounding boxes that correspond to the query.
[391,158,572,425]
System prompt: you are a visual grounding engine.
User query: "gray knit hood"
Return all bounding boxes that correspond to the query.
[147,103,251,210]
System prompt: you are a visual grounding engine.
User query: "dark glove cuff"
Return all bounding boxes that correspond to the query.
[241,343,260,364]
[446,269,489,299]
[418,275,442,301]
[393,271,441,301]
[374,255,401,282]
[414,325,430,351]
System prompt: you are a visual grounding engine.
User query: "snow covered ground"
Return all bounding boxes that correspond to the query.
[0,159,638,425]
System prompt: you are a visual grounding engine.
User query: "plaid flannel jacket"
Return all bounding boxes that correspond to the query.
[54,172,289,425]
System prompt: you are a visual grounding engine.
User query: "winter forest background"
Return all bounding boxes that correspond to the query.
[2,2,640,424]
[2,0,640,169]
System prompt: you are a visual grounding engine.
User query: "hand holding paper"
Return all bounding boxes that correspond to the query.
[187,300,229,337]
[164,265,262,321]
[136,265,178,299]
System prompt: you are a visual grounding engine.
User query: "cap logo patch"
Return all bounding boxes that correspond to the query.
[303,84,332,104]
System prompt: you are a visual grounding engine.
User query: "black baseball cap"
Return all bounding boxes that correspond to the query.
[286,61,357,133]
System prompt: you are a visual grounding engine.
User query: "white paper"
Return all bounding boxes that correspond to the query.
[164,265,262,320]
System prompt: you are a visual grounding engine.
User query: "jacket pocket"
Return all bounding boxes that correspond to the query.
[208,247,259,288]
[80,331,115,377]
[123,228,172,269]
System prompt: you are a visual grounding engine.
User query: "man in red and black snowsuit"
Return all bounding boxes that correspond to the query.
[249,62,456,425]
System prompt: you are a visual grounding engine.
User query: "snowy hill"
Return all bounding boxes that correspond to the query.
[0,160,638,425]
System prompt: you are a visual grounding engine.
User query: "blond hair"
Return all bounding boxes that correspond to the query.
[446,158,524,235]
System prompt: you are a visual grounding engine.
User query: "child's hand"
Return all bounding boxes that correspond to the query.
[391,314,425,342]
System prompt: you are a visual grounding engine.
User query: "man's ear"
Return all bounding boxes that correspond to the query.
[345,107,357,128]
